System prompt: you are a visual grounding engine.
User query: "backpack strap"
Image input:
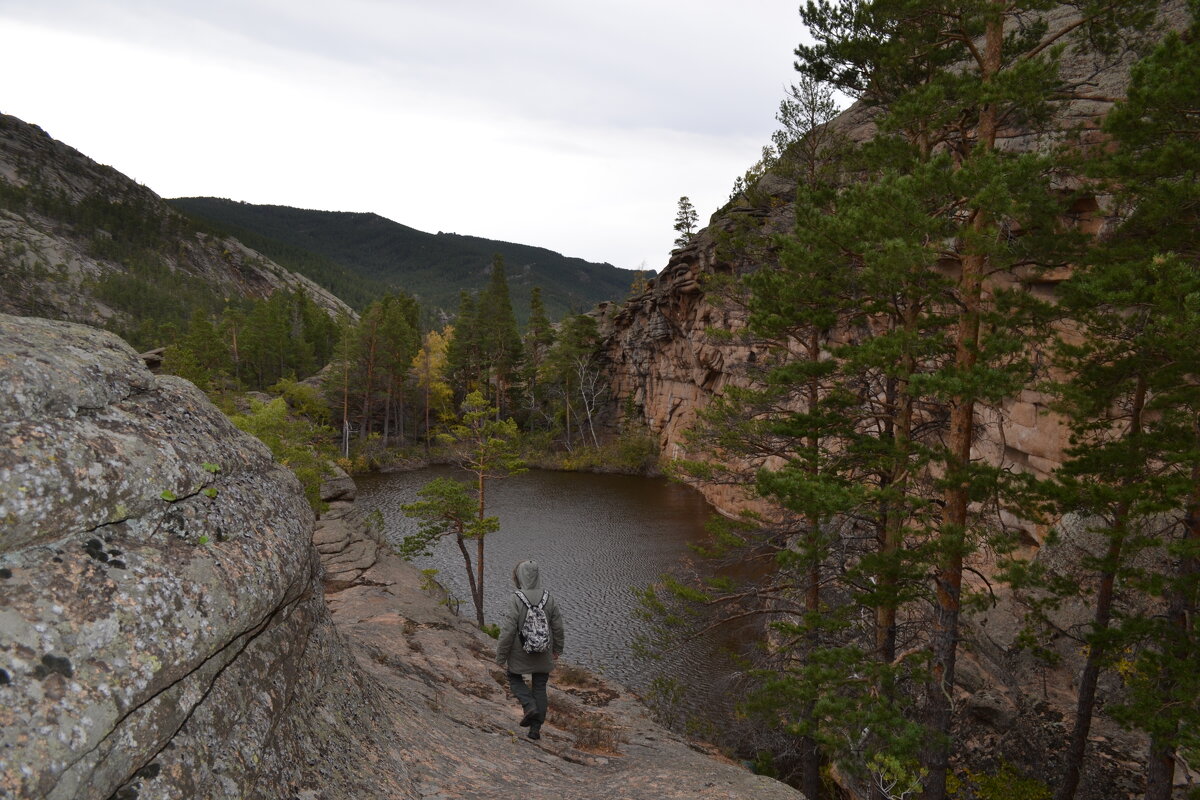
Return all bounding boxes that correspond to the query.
[514,589,532,608]
[535,591,548,610]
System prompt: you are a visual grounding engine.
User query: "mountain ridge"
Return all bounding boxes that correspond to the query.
[169,196,651,322]
[0,113,354,346]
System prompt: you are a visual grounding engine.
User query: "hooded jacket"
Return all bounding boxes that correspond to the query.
[495,560,564,674]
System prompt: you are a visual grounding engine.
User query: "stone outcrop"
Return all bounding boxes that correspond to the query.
[0,313,410,799]
[314,465,386,592]
[0,312,806,799]
[0,113,352,326]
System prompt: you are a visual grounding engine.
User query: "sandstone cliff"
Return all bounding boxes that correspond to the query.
[0,113,351,326]
[0,312,801,800]
[600,0,1189,519]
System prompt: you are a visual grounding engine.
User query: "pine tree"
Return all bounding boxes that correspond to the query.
[354,301,385,441]
[399,391,525,626]
[411,327,454,452]
[543,314,603,448]
[667,77,947,795]
[220,306,246,387]
[446,290,482,398]
[329,314,360,458]
[520,286,556,428]
[789,2,1155,796]
[162,308,229,392]
[376,294,420,446]
[478,255,524,418]
[1044,8,1200,797]
[673,196,699,249]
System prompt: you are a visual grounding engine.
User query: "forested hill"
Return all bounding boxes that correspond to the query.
[0,113,352,350]
[168,197,650,322]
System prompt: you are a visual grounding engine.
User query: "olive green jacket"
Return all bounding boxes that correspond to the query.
[495,560,564,674]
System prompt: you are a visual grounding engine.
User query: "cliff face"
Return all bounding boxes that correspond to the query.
[0,312,804,800]
[0,114,351,326]
[600,1,1188,521]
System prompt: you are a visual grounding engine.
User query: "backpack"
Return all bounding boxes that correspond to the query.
[514,590,551,654]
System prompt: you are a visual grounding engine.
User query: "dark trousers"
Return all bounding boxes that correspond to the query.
[506,671,549,727]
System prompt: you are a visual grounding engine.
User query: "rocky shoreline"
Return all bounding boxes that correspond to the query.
[325,551,803,800]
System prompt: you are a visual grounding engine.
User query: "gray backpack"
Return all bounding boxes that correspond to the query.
[514,590,551,653]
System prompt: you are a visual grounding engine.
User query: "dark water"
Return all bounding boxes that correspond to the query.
[355,466,726,694]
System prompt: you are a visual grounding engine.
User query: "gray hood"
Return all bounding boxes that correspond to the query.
[514,560,542,594]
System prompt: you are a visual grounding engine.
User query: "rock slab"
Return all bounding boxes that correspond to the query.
[314,465,385,593]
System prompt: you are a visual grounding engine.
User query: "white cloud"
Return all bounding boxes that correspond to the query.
[0,1,804,270]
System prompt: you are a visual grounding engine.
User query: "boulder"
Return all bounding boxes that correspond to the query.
[0,314,411,800]
[320,463,357,502]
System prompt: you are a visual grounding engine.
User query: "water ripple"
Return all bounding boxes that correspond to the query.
[355,467,728,695]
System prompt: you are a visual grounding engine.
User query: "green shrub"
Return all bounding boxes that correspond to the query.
[953,762,1050,800]
[230,397,335,512]
[271,377,331,424]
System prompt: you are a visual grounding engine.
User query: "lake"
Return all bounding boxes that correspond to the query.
[355,466,734,700]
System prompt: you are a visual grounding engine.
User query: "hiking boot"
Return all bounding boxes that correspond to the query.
[519,708,538,728]
[528,724,541,740]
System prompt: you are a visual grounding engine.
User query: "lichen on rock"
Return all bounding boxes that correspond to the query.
[0,313,410,800]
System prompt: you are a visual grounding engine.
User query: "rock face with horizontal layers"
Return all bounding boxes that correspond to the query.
[314,464,387,592]
[0,313,412,799]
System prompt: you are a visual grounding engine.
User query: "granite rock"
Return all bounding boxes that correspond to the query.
[0,314,410,799]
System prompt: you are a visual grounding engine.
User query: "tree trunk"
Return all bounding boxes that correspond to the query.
[565,394,573,449]
[1056,538,1124,800]
[474,469,487,627]
[925,253,983,800]
[1144,742,1175,800]
[360,356,375,441]
[229,324,241,386]
[341,360,351,459]
[1056,374,1146,800]
[382,386,392,448]
[800,329,824,800]
[456,531,481,626]
[924,14,1001,799]
[397,383,406,443]
[877,305,916,668]
[1145,445,1200,800]
[424,371,432,455]
[800,735,822,800]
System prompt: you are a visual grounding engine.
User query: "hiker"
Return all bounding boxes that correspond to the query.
[496,559,565,741]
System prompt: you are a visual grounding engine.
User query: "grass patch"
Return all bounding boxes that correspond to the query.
[531,429,661,475]
[551,693,624,754]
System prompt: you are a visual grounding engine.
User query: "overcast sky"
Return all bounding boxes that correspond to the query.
[1,1,809,272]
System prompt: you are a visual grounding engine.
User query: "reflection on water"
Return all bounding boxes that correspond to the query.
[355,466,726,694]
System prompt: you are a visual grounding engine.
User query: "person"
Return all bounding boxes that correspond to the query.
[495,559,565,740]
